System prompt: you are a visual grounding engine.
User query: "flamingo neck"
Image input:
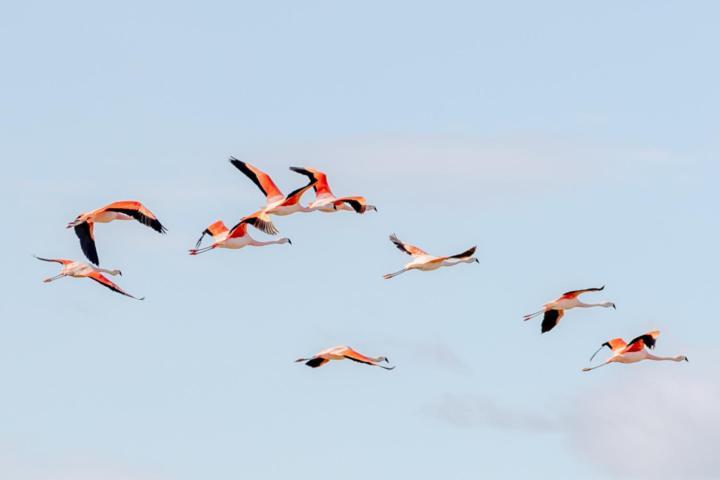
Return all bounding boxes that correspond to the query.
[646,353,683,362]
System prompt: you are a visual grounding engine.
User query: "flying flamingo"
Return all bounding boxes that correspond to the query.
[582,330,688,372]
[523,286,615,333]
[66,200,166,265]
[289,166,377,213]
[295,345,395,370]
[34,255,144,300]
[229,157,316,216]
[189,217,291,255]
[383,234,478,279]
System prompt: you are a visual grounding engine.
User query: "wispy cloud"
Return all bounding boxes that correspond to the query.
[425,363,720,479]
[569,371,720,480]
[425,393,560,432]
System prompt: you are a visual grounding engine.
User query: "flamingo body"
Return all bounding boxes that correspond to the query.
[523,286,616,333]
[383,234,477,279]
[34,256,143,300]
[189,219,290,255]
[229,158,316,217]
[289,167,377,214]
[583,330,688,371]
[295,345,395,370]
[66,200,166,265]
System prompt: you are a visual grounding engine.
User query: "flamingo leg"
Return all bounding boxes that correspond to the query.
[582,362,610,372]
[189,246,215,255]
[383,269,408,280]
[43,274,66,283]
[523,310,543,321]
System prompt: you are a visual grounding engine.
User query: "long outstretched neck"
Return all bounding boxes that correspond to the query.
[646,353,684,362]
[250,239,287,246]
[96,268,118,275]
[577,301,612,308]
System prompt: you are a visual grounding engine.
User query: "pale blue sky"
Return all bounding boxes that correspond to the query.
[1,1,719,479]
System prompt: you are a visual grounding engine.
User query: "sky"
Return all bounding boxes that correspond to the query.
[1,1,719,479]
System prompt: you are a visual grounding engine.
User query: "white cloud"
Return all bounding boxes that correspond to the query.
[569,371,720,480]
[426,363,720,479]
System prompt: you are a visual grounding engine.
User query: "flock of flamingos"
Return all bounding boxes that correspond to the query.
[35,159,689,372]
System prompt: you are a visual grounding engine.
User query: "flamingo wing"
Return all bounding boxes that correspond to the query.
[589,337,627,362]
[34,255,73,265]
[447,246,477,260]
[389,234,428,257]
[88,272,143,300]
[280,178,316,206]
[624,330,660,353]
[333,196,374,214]
[194,221,228,247]
[104,201,167,234]
[342,348,378,365]
[561,285,605,299]
[74,222,99,265]
[289,166,333,197]
[304,357,330,368]
[541,309,564,333]
[229,210,277,236]
[229,158,285,204]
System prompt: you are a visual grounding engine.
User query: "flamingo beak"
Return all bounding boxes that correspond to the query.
[612,303,616,309]
[288,239,292,245]
[475,258,479,263]
[685,357,689,362]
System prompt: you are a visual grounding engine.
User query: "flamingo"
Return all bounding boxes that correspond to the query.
[523,286,616,333]
[583,330,688,372]
[34,255,144,300]
[289,166,377,213]
[66,200,166,265]
[295,345,395,370]
[383,233,478,279]
[189,217,291,255]
[229,157,316,216]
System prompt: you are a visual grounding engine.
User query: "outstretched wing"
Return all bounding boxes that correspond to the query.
[289,166,333,197]
[280,178,316,206]
[104,201,167,234]
[333,196,375,214]
[305,357,330,368]
[88,272,143,300]
[229,158,284,204]
[34,255,73,265]
[194,220,228,248]
[624,330,660,353]
[74,222,99,265]
[541,309,564,333]
[229,210,278,236]
[561,286,605,299]
[389,233,428,257]
[589,337,627,362]
[448,246,477,260]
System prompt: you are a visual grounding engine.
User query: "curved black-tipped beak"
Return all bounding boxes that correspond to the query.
[118,271,123,276]
[612,303,616,309]
[475,258,479,263]
[288,239,292,245]
[685,357,689,362]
